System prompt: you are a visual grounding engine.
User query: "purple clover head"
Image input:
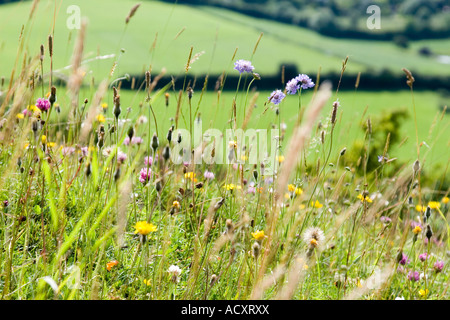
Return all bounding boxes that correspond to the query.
[204,170,215,180]
[285,78,300,95]
[131,136,143,145]
[117,151,127,164]
[418,253,428,262]
[144,156,153,167]
[399,253,410,265]
[36,98,51,112]
[234,59,254,74]
[295,74,315,90]
[123,136,130,146]
[268,90,286,105]
[139,167,152,184]
[434,261,444,273]
[407,271,420,282]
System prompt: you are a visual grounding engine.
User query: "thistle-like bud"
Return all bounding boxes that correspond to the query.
[49,86,56,105]
[167,128,173,143]
[155,180,162,193]
[177,133,182,144]
[425,206,431,221]
[252,242,260,259]
[163,145,171,161]
[85,162,91,177]
[426,225,433,241]
[127,126,134,140]
[187,87,193,100]
[340,147,347,156]
[152,133,159,152]
[114,94,121,119]
[226,219,233,234]
[252,72,261,80]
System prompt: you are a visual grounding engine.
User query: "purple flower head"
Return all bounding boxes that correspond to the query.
[204,170,215,180]
[419,253,428,262]
[399,253,410,265]
[380,216,391,224]
[397,266,405,274]
[144,156,153,167]
[36,98,51,112]
[407,271,420,282]
[131,136,143,145]
[139,167,152,184]
[434,261,444,273]
[295,74,315,90]
[62,147,75,157]
[22,108,33,116]
[285,78,300,95]
[234,59,254,74]
[268,90,286,105]
[117,151,127,164]
[123,136,130,146]
[80,146,89,158]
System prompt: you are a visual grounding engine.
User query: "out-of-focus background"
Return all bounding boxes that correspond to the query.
[0,0,449,173]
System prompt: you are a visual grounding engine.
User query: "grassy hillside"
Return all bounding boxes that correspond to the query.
[0,0,449,83]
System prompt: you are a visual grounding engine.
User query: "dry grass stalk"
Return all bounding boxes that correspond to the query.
[79,80,108,144]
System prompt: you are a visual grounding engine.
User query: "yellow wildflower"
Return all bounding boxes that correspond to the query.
[96,114,106,123]
[101,102,108,109]
[240,155,248,161]
[143,279,151,286]
[295,187,303,195]
[310,200,323,209]
[419,289,429,298]
[415,205,426,213]
[278,155,285,163]
[47,142,56,148]
[41,135,47,144]
[16,113,24,119]
[133,221,157,236]
[288,184,296,192]
[357,194,372,203]
[442,197,449,204]
[303,264,309,270]
[224,184,241,191]
[184,172,197,182]
[299,204,306,210]
[229,140,237,149]
[106,260,119,271]
[413,225,422,235]
[428,201,440,210]
[172,200,180,209]
[251,230,265,241]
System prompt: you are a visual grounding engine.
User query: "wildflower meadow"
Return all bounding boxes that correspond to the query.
[0,0,449,303]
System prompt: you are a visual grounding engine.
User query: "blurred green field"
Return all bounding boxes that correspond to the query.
[1,0,450,81]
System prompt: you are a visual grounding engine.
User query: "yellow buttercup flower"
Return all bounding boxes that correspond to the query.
[310,200,323,209]
[357,194,372,203]
[442,197,449,204]
[251,230,265,241]
[133,221,157,236]
[428,201,440,210]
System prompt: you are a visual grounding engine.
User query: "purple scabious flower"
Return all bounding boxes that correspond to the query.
[131,136,143,145]
[204,170,215,180]
[36,98,51,112]
[285,78,300,95]
[419,253,428,262]
[123,136,131,146]
[234,59,254,74]
[268,90,286,105]
[434,261,444,273]
[399,253,410,265]
[295,74,315,90]
[407,271,420,282]
[139,167,152,184]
